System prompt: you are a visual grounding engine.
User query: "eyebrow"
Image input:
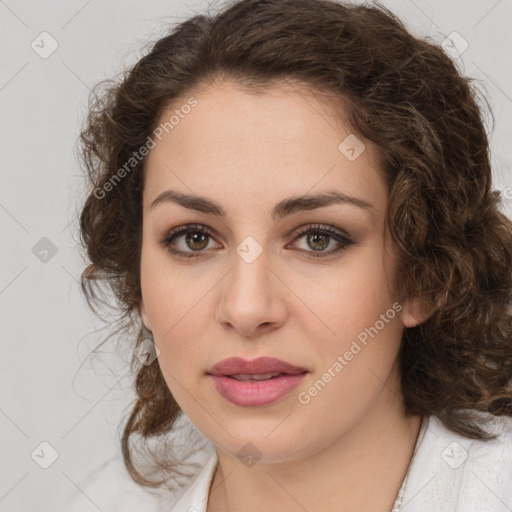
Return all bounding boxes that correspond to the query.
[150,189,374,221]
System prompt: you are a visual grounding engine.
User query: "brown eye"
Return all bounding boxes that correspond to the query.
[290,224,355,259]
[184,231,209,251]
[160,223,355,261]
[160,224,219,260]
[306,232,331,251]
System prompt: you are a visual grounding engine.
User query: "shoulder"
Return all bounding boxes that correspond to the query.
[62,419,217,512]
[61,453,176,512]
[402,413,512,512]
[428,412,512,467]
[62,450,218,512]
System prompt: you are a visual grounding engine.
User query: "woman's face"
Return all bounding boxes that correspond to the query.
[140,80,422,462]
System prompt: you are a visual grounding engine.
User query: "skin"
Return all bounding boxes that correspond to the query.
[140,80,428,512]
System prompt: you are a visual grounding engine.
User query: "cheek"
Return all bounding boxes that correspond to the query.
[140,238,206,327]
[140,245,208,376]
[307,246,397,339]
[302,246,402,388]
[300,314,403,432]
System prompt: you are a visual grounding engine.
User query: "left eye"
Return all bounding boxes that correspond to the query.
[295,230,341,252]
[290,224,355,259]
[160,223,354,260]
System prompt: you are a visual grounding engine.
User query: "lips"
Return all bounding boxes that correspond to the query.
[207,356,308,377]
[207,356,309,407]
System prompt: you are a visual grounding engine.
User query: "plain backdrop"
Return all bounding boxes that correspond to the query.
[0,0,511,510]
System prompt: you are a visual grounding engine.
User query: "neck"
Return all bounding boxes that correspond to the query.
[207,371,422,512]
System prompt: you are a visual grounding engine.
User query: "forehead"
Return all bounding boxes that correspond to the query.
[143,80,387,216]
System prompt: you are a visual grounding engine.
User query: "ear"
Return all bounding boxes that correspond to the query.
[139,298,152,332]
[401,296,434,328]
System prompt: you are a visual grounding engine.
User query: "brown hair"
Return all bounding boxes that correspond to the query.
[78,0,512,489]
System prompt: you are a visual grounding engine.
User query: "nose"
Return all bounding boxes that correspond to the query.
[215,246,288,338]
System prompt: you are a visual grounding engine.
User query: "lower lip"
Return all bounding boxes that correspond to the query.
[209,372,307,406]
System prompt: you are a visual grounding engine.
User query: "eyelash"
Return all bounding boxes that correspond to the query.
[159,223,355,261]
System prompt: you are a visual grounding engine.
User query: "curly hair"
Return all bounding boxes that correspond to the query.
[77,0,512,489]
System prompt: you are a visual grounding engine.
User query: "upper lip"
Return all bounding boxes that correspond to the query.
[207,356,308,376]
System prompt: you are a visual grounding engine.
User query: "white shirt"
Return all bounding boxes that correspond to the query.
[63,412,512,511]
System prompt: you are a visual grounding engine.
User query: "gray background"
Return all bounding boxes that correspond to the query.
[0,0,511,510]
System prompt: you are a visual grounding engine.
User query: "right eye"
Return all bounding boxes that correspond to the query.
[160,224,220,260]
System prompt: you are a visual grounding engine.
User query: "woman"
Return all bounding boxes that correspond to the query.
[66,0,512,510]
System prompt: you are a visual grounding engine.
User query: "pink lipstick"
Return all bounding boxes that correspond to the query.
[207,356,308,407]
